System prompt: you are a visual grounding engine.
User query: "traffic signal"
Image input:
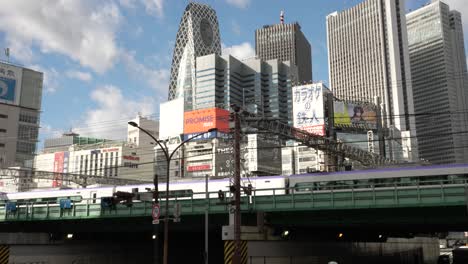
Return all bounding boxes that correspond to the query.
[218,190,225,201]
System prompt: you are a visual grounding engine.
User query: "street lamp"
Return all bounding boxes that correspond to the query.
[128,121,216,264]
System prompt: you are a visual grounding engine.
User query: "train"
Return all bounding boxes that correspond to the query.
[1,163,468,207]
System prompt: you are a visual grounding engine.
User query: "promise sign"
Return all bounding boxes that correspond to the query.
[184,108,230,134]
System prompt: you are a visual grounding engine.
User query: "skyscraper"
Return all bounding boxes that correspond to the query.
[327,0,418,160]
[0,62,43,168]
[168,2,221,111]
[256,20,312,83]
[194,54,297,124]
[407,0,468,164]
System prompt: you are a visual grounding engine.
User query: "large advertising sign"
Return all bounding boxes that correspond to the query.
[293,84,326,136]
[334,101,377,129]
[0,63,23,105]
[184,108,230,134]
[52,152,69,187]
[160,98,184,140]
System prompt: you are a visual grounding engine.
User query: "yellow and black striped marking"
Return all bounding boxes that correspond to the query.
[0,245,9,264]
[224,240,248,264]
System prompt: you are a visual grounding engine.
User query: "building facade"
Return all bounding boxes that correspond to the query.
[327,0,418,161]
[35,116,159,183]
[168,2,222,111]
[194,54,297,124]
[0,62,43,168]
[407,0,468,164]
[256,22,312,83]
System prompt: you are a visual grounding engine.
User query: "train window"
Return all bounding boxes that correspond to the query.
[92,193,97,204]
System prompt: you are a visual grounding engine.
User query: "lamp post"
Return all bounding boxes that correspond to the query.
[128,121,162,264]
[128,121,216,264]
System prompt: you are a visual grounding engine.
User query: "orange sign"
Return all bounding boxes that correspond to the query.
[184,108,230,134]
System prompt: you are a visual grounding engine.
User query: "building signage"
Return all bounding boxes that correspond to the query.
[187,164,211,172]
[184,108,230,134]
[182,131,231,141]
[292,84,326,136]
[103,148,119,153]
[123,155,140,161]
[334,101,377,129]
[0,63,22,105]
[52,152,69,187]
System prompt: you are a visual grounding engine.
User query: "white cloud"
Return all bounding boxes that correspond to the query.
[39,124,63,139]
[119,0,164,17]
[30,65,60,93]
[226,0,250,9]
[142,0,164,17]
[0,1,121,73]
[119,0,138,9]
[75,85,155,140]
[121,50,170,97]
[66,70,93,82]
[222,42,256,60]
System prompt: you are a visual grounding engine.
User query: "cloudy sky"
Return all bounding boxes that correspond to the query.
[0,0,466,147]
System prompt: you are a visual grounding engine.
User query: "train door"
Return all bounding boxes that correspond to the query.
[90,191,97,204]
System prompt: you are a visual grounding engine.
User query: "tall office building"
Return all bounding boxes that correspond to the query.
[168,2,221,111]
[407,0,468,164]
[194,54,297,124]
[0,62,43,168]
[256,21,312,83]
[327,0,418,160]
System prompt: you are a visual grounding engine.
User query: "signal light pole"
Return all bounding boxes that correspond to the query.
[232,106,242,264]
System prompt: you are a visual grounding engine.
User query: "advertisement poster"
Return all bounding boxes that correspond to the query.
[292,84,326,136]
[52,152,69,187]
[334,101,377,129]
[0,63,23,105]
[184,108,230,134]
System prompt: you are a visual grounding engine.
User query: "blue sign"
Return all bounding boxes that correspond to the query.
[183,131,231,141]
[0,77,16,102]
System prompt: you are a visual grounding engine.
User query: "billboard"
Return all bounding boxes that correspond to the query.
[187,164,211,172]
[293,83,326,136]
[334,101,377,129]
[160,98,184,140]
[184,108,230,134]
[52,152,69,187]
[0,63,23,105]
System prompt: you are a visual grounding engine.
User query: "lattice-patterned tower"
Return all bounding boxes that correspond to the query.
[168,2,221,111]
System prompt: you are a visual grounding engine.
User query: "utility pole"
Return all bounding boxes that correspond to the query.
[205,174,209,264]
[233,106,242,264]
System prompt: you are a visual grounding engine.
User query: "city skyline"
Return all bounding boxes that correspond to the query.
[0,0,466,147]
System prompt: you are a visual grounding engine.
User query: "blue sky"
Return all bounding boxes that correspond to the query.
[0,0,465,147]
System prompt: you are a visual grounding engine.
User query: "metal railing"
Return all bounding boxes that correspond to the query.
[0,179,466,222]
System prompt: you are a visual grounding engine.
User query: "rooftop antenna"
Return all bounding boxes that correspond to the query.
[280,10,285,24]
[4,48,9,63]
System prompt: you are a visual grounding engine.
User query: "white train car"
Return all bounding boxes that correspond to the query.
[2,175,287,206]
[288,164,468,193]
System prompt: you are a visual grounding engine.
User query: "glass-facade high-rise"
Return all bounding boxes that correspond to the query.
[168,2,221,111]
[194,54,297,124]
[407,0,468,164]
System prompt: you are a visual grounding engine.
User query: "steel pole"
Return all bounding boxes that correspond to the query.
[153,173,160,264]
[233,107,242,264]
[163,145,170,264]
[205,174,209,264]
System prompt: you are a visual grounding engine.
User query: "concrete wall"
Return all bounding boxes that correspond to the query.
[247,237,439,264]
[7,244,151,264]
